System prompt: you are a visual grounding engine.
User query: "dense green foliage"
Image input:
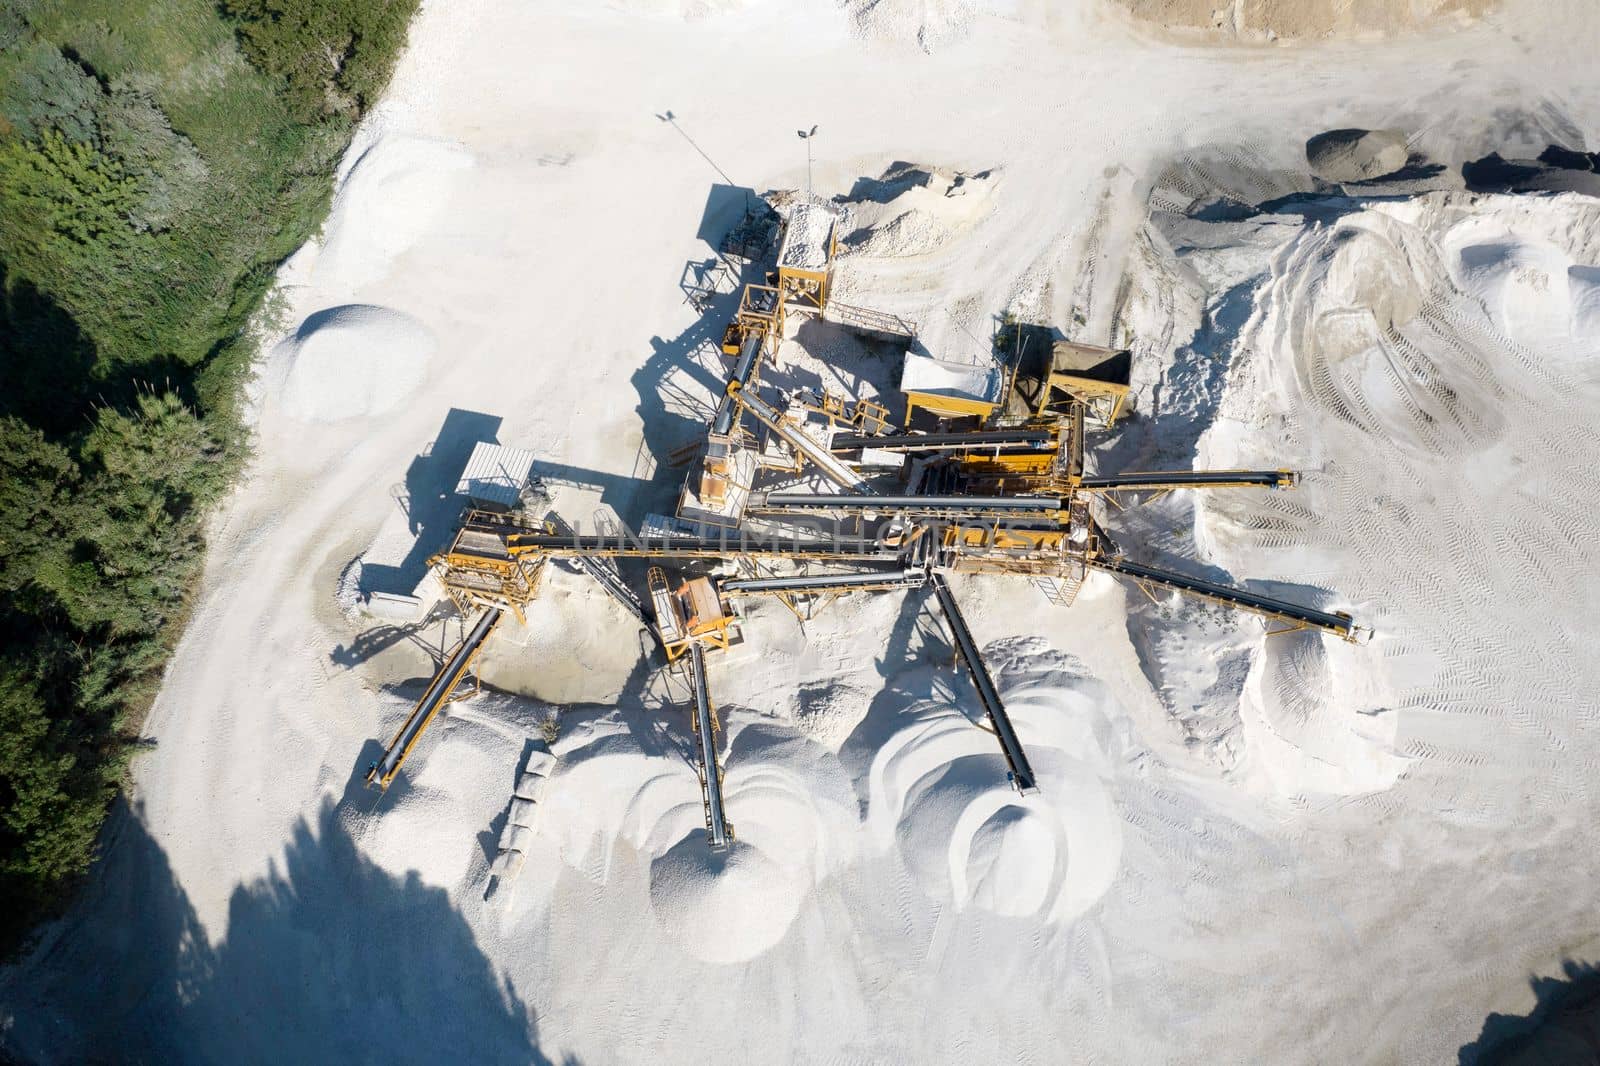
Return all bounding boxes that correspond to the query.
[223,0,418,121]
[0,0,417,953]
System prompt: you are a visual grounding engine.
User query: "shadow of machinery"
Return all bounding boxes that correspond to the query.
[832,587,954,817]
[621,183,781,522]
[330,597,461,670]
[1460,960,1600,1066]
[358,407,504,600]
[0,798,559,1064]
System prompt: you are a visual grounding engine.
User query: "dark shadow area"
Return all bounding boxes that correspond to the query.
[330,600,457,669]
[0,263,201,438]
[1095,278,1255,477]
[339,738,397,812]
[358,408,502,598]
[1348,159,1451,186]
[840,163,928,205]
[835,161,984,208]
[626,252,759,520]
[628,639,700,768]
[478,796,511,866]
[541,630,678,767]
[1539,144,1600,172]
[695,183,760,254]
[1464,147,1600,197]
[835,588,950,815]
[0,798,548,1064]
[1461,960,1600,1065]
[0,265,98,436]
[1252,191,1382,225]
[1187,194,1259,223]
[534,457,673,524]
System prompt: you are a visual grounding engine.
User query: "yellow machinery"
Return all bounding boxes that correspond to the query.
[901,355,1005,427]
[648,568,736,662]
[359,194,1372,839]
[647,567,737,848]
[429,511,548,623]
[1008,339,1133,426]
[722,283,786,356]
[775,200,839,310]
[366,607,503,790]
[799,390,891,437]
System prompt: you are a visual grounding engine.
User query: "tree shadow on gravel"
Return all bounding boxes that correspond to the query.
[0,798,551,1065]
[1460,960,1600,1066]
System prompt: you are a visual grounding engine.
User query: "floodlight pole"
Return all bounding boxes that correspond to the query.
[798,124,818,199]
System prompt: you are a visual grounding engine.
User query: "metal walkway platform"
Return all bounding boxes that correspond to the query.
[505,531,891,561]
[822,299,917,340]
[928,574,1039,794]
[831,427,1058,452]
[751,492,1065,517]
[367,607,503,789]
[722,568,927,596]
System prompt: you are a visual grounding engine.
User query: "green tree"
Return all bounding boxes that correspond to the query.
[79,392,229,637]
[94,87,208,233]
[0,40,98,144]
[0,0,418,957]
[0,651,107,892]
[222,0,420,121]
[0,129,137,250]
[0,418,81,615]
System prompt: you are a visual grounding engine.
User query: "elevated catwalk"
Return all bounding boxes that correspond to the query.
[1078,470,1296,492]
[928,574,1039,794]
[832,427,1059,452]
[368,607,503,789]
[505,531,892,562]
[730,382,875,493]
[1090,556,1358,640]
[751,492,1065,517]
[688,644,733,849]
[722,568,927,596]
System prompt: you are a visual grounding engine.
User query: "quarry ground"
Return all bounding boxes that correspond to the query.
[4,1,1600,1062]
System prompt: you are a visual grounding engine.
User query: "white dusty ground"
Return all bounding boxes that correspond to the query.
[6,1,1600,1062]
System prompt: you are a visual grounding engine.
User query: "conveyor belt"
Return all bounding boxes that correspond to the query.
[1089,557,1357,639]
[751,492,1065,516]
[823,299,916,340]
[688,644,732,849]
[545,513,647,624]
[722,568,926,596]
[731,382,875,493]
[711,331,766,436]
[831,427,1058,452]
[928,574,1039,794]
[1065,404,1085,481]
[367,607,503,789]
[505,532,889,561]
[1079,469,1296,491]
